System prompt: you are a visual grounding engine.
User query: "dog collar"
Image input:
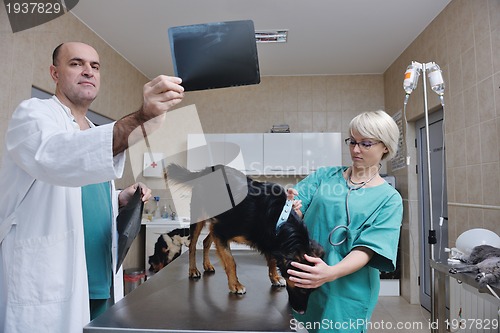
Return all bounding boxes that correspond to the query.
[276,199,293,233]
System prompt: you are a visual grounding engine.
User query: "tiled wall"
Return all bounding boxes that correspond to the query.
[384,0,500,303]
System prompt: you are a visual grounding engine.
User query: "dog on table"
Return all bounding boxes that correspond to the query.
[148,228,190,273]
[167,164,324,314]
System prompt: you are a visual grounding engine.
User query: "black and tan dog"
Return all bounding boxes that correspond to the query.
[167,164,324,314]
[148,228,190,273]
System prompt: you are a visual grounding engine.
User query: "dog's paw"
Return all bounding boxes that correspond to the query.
[270,276,286,287]
[189,268,202,279]
[229,283,246,294]
[203,262,215,272]
[477,273,497,289]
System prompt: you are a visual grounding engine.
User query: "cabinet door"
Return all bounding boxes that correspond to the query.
[263,133,303,175]
[187,134,225,170]
[224,133,263,175]
[302,133,342,173]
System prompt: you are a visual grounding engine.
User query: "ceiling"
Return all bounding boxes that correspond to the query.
[71,0,451,79]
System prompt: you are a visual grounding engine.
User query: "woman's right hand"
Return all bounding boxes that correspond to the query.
[286,188,303,217]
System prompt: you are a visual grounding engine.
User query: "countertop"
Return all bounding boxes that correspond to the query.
[141,217,191,226]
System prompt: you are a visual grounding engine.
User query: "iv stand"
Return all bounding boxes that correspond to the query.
[405,61,444,333]
[421,62,438,333]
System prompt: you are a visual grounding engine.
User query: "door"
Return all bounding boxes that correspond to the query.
[416,109,448,311]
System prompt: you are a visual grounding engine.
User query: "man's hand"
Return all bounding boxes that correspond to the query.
[118,182,152,207]
[140,75,184,120]
[113,76,184,156]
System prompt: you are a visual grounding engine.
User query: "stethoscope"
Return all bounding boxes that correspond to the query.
[328,166,380,247]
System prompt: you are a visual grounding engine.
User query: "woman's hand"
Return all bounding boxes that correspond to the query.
[287,254,334,289]
[286,188,303,218]
[288,248,375,289]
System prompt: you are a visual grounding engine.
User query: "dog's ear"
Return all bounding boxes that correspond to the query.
[310,239,325,259]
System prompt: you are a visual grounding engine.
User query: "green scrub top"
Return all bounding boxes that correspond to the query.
[293,167,402,333]
[82,181,113,300]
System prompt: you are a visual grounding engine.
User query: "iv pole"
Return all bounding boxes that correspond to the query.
[403,61,445,333]
[421,62,438,332]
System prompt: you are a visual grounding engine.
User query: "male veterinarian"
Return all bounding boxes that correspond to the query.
[0,42,184,333]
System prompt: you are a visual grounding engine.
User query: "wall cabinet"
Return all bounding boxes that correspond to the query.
[263,133,303,175]
[225,133,263,175]
[187,132,342,175]
[187,134,225,171]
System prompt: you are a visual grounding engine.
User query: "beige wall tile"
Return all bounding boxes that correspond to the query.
[454,206,470,237]
[326,112,343,132]
[0,34,13,119]
[489,0,500,32]
[477,77,496,122]
[297,111,313,132]
[483,209,500,235]
[492,29,500,74]
[462,86,480,125]
[466,164,483,205]
[447,92,465,133]
[311,112,327,132]
[457,1,474,54]
[468,207,485,228]
[472,0,491,43]
[465,124,481,165]
[448,57,463,97]
[498,117,500,162]
[480,119,499,163]
[475,37,493,83]
[461,48,477,90]
[446,166,456,202]
[482,162,500,206]
[454,166,468,203]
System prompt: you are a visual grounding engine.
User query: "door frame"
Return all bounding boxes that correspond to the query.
[416,108,448,311]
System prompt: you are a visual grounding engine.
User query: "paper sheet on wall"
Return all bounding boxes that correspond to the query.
[391,109,407,171]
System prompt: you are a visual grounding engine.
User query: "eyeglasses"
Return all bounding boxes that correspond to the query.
[344,138,381,150]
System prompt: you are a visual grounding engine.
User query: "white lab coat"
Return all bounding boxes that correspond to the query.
[0,96,126,333]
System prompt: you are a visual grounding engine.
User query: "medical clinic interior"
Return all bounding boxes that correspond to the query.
[1,0,500,332]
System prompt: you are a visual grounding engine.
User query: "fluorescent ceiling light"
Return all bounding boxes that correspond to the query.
[255,30,288,43]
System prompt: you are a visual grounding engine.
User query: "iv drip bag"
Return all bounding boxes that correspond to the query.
[403,63,420,94]
[427,63,445,96]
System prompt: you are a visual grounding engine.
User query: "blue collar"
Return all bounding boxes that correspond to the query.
[275,199,293,233]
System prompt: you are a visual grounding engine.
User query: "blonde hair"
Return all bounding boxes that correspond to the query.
[349,110,400,160]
